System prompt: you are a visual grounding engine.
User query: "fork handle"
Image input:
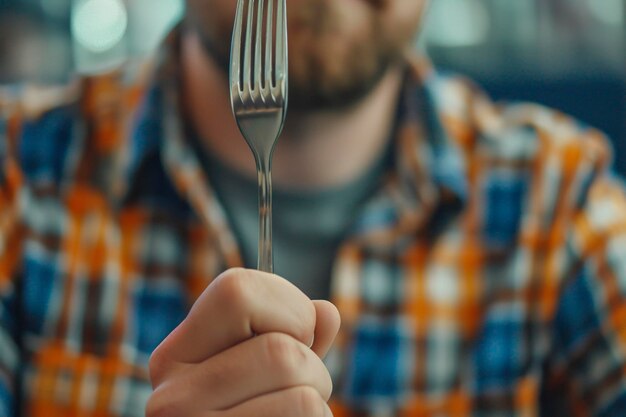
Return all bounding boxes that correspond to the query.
[257,161,273,273]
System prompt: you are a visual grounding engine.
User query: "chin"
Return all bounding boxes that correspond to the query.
[186,0,423,110]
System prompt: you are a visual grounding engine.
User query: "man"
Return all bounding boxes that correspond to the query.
[0,0,625,416]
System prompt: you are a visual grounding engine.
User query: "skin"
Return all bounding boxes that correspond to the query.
[148,1,427,416]
[147,269,341,416]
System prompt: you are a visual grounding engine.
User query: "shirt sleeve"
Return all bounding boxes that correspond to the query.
[0,102,25,417]
[548,173,626,417]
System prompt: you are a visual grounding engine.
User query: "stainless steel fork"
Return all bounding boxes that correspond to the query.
[229,0,288,273]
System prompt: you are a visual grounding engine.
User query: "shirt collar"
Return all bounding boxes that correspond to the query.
[362,56,468,240]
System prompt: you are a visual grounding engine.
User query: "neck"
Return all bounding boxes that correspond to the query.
[181,31,405,191]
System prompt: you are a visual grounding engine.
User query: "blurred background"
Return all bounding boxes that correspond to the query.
[0,0,624,175]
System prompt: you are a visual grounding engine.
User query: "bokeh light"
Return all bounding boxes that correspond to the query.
[71,0,128,53]
[587,0,625,26]
[424,0,490,47]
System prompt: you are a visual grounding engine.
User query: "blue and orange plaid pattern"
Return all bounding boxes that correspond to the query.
[1,29,626,417]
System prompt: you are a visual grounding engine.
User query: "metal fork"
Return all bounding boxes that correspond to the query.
[229,0,288,273]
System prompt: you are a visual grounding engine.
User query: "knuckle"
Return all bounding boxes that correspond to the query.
[148,346,169,387]
[291,386,326,417]
[320,366,334,401]
[264,333,306,379]
[213,268,252,310]
[145,387,179,417]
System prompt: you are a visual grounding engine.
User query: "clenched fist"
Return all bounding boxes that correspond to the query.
[146,268,341,417]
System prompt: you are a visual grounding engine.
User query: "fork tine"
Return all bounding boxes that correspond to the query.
[230,0,245,93]
[243,0,255,96]
[254,0,264,95]
[264,0,273,92]
[274,0,287,87]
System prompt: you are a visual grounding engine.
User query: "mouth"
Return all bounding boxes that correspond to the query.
[290,0,388,8]
[359,0,388,8]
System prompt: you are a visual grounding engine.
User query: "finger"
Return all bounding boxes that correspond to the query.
[219,386,333,417]
[155,268,317,365]
[310,301,341,358]
[158,332,333,413]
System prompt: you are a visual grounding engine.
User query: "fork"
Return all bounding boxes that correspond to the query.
[229,0,288,273]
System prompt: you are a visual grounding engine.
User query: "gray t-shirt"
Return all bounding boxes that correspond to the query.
[201,145,390,300]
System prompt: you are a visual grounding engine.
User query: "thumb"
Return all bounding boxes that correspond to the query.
[310,300,341,358]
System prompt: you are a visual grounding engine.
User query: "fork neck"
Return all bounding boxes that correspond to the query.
[181,30,407,192]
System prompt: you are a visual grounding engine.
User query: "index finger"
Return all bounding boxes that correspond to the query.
[157,268,317,364]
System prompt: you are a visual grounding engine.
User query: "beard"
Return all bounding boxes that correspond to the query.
[185,0,424,111]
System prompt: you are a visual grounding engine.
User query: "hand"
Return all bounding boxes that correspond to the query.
[146,268,341,417]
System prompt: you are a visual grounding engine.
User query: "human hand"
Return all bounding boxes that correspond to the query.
[146,268,341,417]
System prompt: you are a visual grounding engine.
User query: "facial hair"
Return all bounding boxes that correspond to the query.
[185,0,422,111]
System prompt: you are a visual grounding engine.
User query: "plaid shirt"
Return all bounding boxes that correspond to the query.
[1,29,626,417]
